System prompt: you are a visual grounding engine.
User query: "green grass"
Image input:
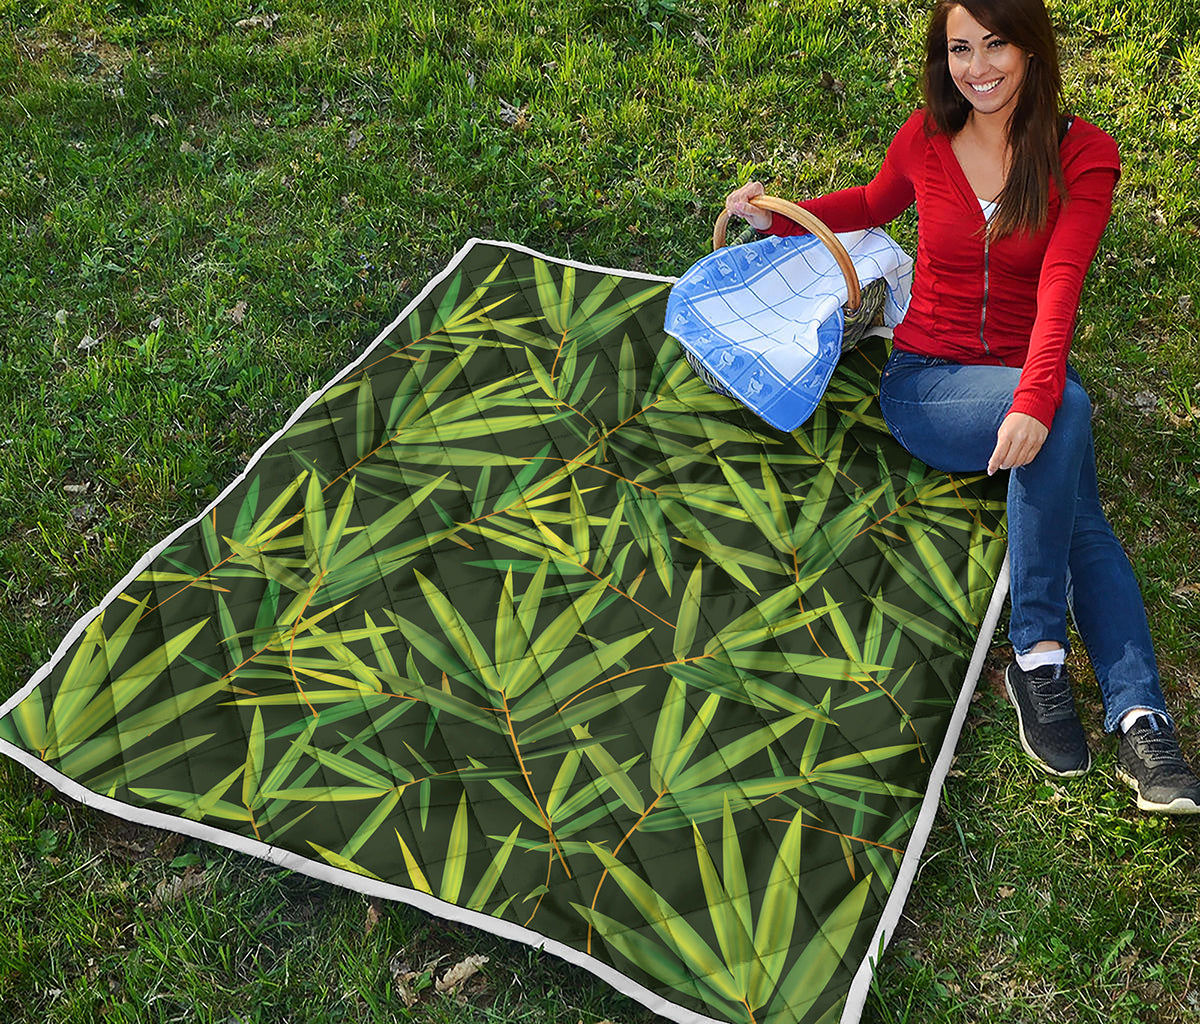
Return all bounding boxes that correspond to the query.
[1,0,1198,1021]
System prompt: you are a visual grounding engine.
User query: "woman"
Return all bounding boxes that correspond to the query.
[726,0,1199,813]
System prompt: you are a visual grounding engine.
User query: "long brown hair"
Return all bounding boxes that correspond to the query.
[923,0,1068,238]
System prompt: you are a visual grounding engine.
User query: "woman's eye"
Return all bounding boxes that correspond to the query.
[949,44,968,54]
[988,39,1008,48]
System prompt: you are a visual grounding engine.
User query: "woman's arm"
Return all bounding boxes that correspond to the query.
[1007,164,1119,427]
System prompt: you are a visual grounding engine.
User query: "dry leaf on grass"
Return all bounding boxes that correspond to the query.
[227,301,248,325]
[435,953,488,994]
[364,897,382,936]
[236,12,279,30]
[151,867,209,908]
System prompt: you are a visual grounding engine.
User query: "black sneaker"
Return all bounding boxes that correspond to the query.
[1116,716,1200,814]
[1004,662,1092,777]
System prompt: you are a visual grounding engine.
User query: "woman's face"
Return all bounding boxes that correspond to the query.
[945,5,1030,120]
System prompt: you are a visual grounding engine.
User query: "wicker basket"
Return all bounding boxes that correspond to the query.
[685,196,887,396]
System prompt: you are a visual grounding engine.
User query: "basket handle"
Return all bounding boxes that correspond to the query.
[713,195,861,312]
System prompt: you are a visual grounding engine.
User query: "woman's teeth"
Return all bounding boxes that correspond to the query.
[971,80,1000,93]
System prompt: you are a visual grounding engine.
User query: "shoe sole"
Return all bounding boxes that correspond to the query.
[1004,667,1092,778]
[1115,766,1200,815]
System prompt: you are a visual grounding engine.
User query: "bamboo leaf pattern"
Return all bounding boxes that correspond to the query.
[0,244,1006,1024]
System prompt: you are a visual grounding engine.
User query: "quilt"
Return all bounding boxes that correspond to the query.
[0,239,1008,1024]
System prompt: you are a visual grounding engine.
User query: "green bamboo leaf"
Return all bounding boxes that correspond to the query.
[672,711,808,792]
[516,557,551,642]
[304,745,394,789]
[544,748,583,819]
[760,455,791,537]
[390,350,467,433]
[525,347,557,399]
[504,576,610,698]
[261,785,393,801]
[259,718,320,796]
[200,508,220,565]
[590,495,626,576]
[569,283,669,350]
[325,474,447,572]
[441,792,470,904]
[43,600,147,752]
[382,612,472,686]
[573,905,736,1014]
[713,602,836,655]
[790,450,843,552]
[748,809,807,1007]
[377,672,508,734]
[569,478,589,566]
[649,674,686,793]
[494,569,524,680]
[717,456,789,554]
[50,617,211,756]
[414,570,501,692]
[691,820,754,995]
[720,798,753,977]
[572,725,645,815]
[798,694,832,774]
[242,709,266,809]
[309,841,383,880]
[904,523,973,623]
[660,692,721,793]
[7,691,47,753]
[84,734,214,793]
[534,259,568,334]
[569,270,616,323]
[586,843,741,1001]
[224,535,310,593]
[465,823,522,912]
[130,787,252,822]
[355,372,376,460]
[217,594,245,665]
[721,649,890,681]
[429,270,464,334]
[56,673,229,778]
[484,776,551,828]
[617,333,636,422]
[470,464,493,520]
[491,442,552,515]
[244,470,309,547]
[512,629,653,721]
[768,876,873,1024]
[516,687,643,746]
[864,593,965,654]
[815,744,919,773]
[820,588,862,662]
[643,409,777,445]
[320,477,358,572]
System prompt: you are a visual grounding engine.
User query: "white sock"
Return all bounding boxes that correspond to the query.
[1120,709,1163,733]
[1015,648,1066,672]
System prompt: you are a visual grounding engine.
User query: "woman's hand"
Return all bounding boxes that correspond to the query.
[725,181,772,232]
[987,412,1049,475]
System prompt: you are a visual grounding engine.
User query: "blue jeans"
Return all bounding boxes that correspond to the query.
[878,349,1168,732]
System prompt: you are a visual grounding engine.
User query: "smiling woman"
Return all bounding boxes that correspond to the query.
[726,0,1200,815]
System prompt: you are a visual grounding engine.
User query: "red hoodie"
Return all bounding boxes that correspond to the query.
[765,109,1120,428]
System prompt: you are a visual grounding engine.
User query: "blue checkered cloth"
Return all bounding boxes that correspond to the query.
[665,229,914,431]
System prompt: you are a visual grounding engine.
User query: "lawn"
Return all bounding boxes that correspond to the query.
[1,0,1199,1021]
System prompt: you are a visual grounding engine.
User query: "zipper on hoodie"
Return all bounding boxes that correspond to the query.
[979,228,992,357]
